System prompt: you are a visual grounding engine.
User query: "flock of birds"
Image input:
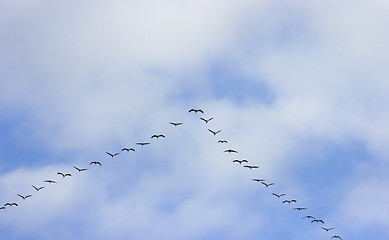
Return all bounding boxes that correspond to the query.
[1,108,342,240]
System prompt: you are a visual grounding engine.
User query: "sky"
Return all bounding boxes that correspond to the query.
[1,0,389,239]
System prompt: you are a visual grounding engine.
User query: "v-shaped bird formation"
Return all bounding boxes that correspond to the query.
[0,108,342,240]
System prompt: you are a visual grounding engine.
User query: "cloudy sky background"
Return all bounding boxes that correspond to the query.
[1,0,389,239]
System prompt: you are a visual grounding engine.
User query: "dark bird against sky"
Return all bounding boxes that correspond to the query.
[169,122,183,126]
[233,159,248,164]
[189,109,204,113]
[17,194,32,200]
[73,166,87,172]
[106,152,119,157]
[121,148,135,152]
[208,129,222,135]
[32,185,44,191]
[151,134,165,138]
[200,117,213,124]
[272,193,286,198]
[218,140,227,143]
[89,161,102,166]
[57,172,71,178]
[244,165,258,169]
[44,180,57,184]
[224,149,238,153]
[293,207,307,211]
[136,142,150,146]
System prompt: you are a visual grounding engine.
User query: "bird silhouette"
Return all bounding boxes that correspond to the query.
[233,159,248,164]
[0,207,5,210]
[293,207,307,211]
[272,193,286,198]
[261,182,274,187]
[136,142,150,146]
[17,194,32,200]
[57,172,71,178]
[4,203,18,207]
[121,148,135,152]
[303,216,315,219]
[218,140,228,143]
[32,185,44,191]
[169,122,183,126]
[151,134,165,139]
[200,117,213,124]
[311,219,324,224]
[73,166,87,172]
[331,236,342,240]
[321,227,334,231]
[208,129,222,135]
[44,180,57,184]
[224,149,238,153]
[90,161,102,166]
[282,200,297,204]
[189,109,204,113]
[106,152,119,157]
[252,178,266,182]
[244,165,258,169]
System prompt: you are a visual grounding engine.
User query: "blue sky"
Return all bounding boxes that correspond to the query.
[1,0,389,239]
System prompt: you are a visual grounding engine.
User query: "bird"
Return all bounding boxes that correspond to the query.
[44,180,57,184]
[200,117,213,124]
[303,216,315,219]
[252,178,266,182]
[17,194,32,200]
[189,109,204,113]
[224,149,238,153]
[106,152,119,158]
[136,142,150,146]
[233,159,248,164]
[282,199,297,204]
[32,185,44,191]
[272,193,286,198]
[0,207,5,210]
[73,166,87,172]
[244,165,259,169]
[322,227,334,231]
[311,219,324,224]
[169,122,183,126]
[208,129,222,136]
[218,140,228,143]
[90,161,102,166]
[151,134,165,139]
[57,172,71,178]
[261,182,274,187]
[4,203,18,207]
[331,236,342,240]
[293,207,307,211]
[121,148,135,152]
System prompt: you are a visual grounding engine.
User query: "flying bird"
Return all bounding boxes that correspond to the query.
[218,140,228,143]
[293,207,307,211]
[57,172,71,178]
[208,129,222,135]
[224,149,238,153]
[151,134,165,139]
[282,199,297,204]
[261,182,274,187]
[303,216,315,219]
[32,185,44,191]
[331,236,342,240]
[233,159,248,164]
[311,219,324,224]
[136,142,150,146]
[244,165,259,169]
[272,193,286,198]
[73,166,87,172]
[90,161,102,166]
[252,178,266,182]
[169,122,183,126]
[44,180,57,184]
[189,109,204,113]
[17,194,32,200]
[106,152,119,158]
[200,117,213,124]
[121,148,135,152]
[4,203,18,207]
[321,227,334,231]
[0,206,5,210]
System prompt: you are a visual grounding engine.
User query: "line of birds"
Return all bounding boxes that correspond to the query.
[0,107,342,240]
